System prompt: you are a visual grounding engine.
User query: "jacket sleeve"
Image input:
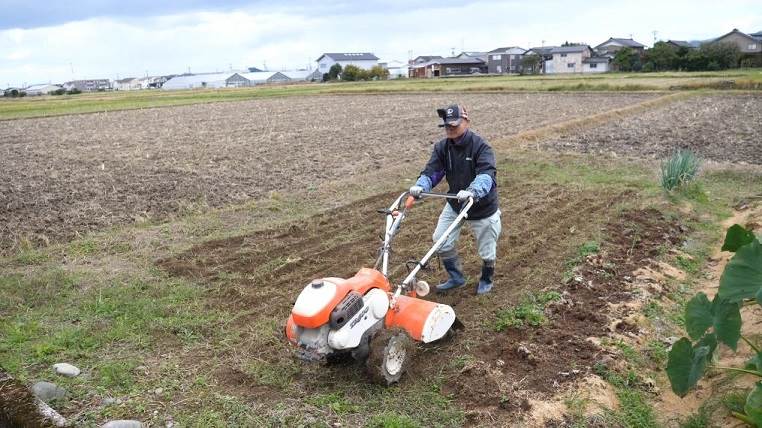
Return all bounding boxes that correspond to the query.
[418,142,446,191]
[467,143,496,198]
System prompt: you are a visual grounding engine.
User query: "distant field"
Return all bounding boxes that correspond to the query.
[1,69,760,120]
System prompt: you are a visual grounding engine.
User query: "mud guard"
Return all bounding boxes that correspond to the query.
[384,295,456,343]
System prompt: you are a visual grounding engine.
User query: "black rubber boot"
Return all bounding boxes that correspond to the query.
[477,260,495,295]
[436,256,466,292]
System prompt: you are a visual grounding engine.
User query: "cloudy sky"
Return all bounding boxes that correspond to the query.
[1,0,760,86]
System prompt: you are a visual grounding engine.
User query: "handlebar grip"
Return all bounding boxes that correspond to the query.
[405,196,416,209]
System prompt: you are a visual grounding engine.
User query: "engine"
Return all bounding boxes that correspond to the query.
[285,273,390,361]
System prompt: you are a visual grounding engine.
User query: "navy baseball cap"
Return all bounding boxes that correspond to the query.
[437,104,469,127]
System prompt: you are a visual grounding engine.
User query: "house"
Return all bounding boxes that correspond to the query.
[409,57,487,78]
[523,47,556,74]
[24,83,63,95]
[226,71,291,87]
[162,73,235,90]
[380,60,409,79]
[63,79,111,92]
[666,40,700,50]
[114,77,139,91]
[281,70,322,82]
[455,51,488,62]
[487,47,526,74]
[316,53,379,74]
[582,57,610,73]
[545,45,593,74]
[409,55,442,65]
[594,38,646,56]
[709,29,762,55]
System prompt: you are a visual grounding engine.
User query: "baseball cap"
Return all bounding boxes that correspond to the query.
[437,104,469,127]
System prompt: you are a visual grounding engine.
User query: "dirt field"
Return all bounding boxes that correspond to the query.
[0,92,656,249]
[5,91,762,426]
[158,163,685,425]
[542,94,762,164]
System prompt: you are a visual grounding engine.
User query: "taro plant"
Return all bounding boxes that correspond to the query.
[666,224,762,425]
[661,150,701,191]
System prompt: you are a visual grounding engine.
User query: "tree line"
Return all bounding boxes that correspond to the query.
[613,41,761,72]
[322,64,390,82]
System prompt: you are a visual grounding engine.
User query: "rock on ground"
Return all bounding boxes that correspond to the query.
[31,381,66,402]
[53,363,80,377]
[102,420,144,428]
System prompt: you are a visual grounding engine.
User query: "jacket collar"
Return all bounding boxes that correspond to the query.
[448,128,471,146]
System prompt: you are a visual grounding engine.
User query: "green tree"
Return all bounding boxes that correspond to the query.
[643,42,679,71]
[341,64,369,81]
[613,47,641,72]
[700,42,741,69]
[328,63,342,80]
[368,65,390,80]
[521,54,541,74]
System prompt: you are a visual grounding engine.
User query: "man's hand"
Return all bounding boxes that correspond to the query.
[456,189,475,202]
[409,185,424,198]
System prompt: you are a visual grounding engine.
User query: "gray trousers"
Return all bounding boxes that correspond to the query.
[432,203,502,261]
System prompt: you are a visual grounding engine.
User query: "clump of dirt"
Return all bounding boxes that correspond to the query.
[0,368,55,428]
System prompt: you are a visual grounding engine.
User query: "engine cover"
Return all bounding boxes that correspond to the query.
[328,288,389,350]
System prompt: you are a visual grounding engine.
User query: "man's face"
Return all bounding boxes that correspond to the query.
[445,119,468,139]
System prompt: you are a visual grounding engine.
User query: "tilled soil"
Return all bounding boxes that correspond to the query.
[158,165,685,423]
[542,94,762,164]
[0,92,655,249]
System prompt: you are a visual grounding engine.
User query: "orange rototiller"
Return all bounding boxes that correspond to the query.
[285,191,470,384]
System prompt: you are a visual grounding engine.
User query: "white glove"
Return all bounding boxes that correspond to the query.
[456,189,475,202]
[409,185,424,198]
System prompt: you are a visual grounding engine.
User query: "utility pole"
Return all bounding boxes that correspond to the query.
[652,30,658,45]
[541,40,546,47]
[450,47,455,56]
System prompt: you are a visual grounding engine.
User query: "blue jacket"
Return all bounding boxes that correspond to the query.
[416,129,498,220]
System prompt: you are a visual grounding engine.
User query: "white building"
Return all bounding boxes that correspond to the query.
[24,83,63,95]
[281,70,322,81]
[114,77,139,91]
[381,60,409,79]
[546,45,593,74]
[316,53,379,75]
[162,73,235,90]
[226,71,291,87]
[582,57,610,73]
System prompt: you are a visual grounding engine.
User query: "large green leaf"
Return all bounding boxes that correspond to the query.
[683,293,741,349]
[712,297,742,351]
[718,239,762,303]
[722,224,756,252]
[744,382,762,427]
[685,293,713,340]
[667,337,711,397]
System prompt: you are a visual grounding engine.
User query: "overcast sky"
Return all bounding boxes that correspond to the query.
[1,0,760,86]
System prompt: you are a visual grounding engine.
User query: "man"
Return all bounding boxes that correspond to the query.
[409,104,501,295]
